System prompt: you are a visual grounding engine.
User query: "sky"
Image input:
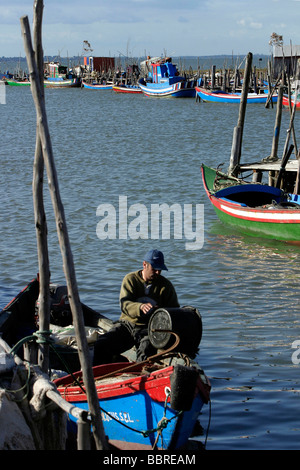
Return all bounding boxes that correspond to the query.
[1,0,300,59]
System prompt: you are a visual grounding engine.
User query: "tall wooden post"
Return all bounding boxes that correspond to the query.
[211,65,216,89]
[228,52,252,176]
[31,0,51,374]
[20,13,108,450]
[270,86,284,160]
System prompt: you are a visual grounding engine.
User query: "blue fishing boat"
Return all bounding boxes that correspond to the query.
[54,305,209,450]
[195,87,277,104]
[55,358,210,450]
[139,57,196,98]
[1,278,210,450]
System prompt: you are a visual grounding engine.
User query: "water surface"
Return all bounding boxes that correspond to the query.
[1,85,300,449]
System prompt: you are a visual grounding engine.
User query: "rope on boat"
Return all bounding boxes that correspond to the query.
[7,331,211,449]
[2,362,32,403]
[10,330,54,355]
[8,330,184,445]
[90,386,182,451]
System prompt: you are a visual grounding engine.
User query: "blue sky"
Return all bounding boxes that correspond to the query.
[1,0,300,58]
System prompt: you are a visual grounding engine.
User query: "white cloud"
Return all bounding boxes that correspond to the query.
[0,0,300,57]
[250,22,263,30]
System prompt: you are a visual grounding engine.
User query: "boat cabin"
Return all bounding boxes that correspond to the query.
[149,58,182,84]
[44,62,68,79]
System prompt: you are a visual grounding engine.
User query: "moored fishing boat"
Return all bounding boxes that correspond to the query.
[1,278,210,450]
[6,78,31,86]
[0,277,110,371]
[139,57,196,98]
[282,93,300,109]
[201,164,300,243]
[195,87,277,104]
[82,80,113,90]
[54,357,210,450]
[43,62,81,88]
[44,77,81,88]
[112,84,142,94]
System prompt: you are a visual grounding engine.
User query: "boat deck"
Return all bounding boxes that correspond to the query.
[239,159,299,173]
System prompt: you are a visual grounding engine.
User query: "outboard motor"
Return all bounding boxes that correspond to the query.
[35,284,72,327]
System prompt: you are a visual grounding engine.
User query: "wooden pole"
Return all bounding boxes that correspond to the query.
[282,80,299,164]
[211,65,216,89]
[20,14,108,450]
[270,86,284,161]
[228,52,252,176]
[275,144,294,189]
[31,0,51,375]
[287,67,299,158]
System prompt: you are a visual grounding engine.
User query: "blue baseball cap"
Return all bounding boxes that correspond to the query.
[144,249,168,271]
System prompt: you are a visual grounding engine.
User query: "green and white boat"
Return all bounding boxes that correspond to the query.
[201,164,300,244]
[6,78,31,86]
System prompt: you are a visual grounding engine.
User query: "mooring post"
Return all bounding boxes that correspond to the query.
[270,86,284,161]
[228,52,252,176]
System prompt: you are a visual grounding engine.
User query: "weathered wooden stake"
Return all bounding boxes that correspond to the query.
[228,52,252,176]
[20,13,108,450]
[211,65,216,89]
[31,0,51,375]
[275,144,294,189]
[270,86,284,161]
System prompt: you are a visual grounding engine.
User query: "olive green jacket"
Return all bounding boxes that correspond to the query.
[119,270,179,326]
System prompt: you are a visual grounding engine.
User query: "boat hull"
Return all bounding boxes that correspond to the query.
[282,94,300,109]
[112,85,142,94]
[55,362,209,450]
[44,78,81,88]
[82,80,112,90]
[6,79,31,86]
[201,164,300,243]
[139,82,195,98]
[196,87,277,104]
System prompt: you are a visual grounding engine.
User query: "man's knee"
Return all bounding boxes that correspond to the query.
[136,335,156,362]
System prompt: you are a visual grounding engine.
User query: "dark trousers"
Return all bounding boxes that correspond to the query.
[93,320,156,365]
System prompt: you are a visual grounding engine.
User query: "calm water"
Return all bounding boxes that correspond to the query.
[1,84,300,450]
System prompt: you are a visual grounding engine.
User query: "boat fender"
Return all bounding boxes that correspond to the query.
[170,364,199,411]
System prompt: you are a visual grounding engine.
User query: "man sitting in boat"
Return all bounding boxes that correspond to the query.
[93,249,179,365]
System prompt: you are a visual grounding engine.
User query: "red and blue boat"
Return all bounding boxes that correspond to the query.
[54,358,210,450]
[54,306,209,450]
[195,87,277,104]
[201,164,300,244]
[0,278,210,450]
[139,57,196,98]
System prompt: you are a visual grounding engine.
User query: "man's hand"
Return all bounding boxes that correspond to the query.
[140,303,156,314]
